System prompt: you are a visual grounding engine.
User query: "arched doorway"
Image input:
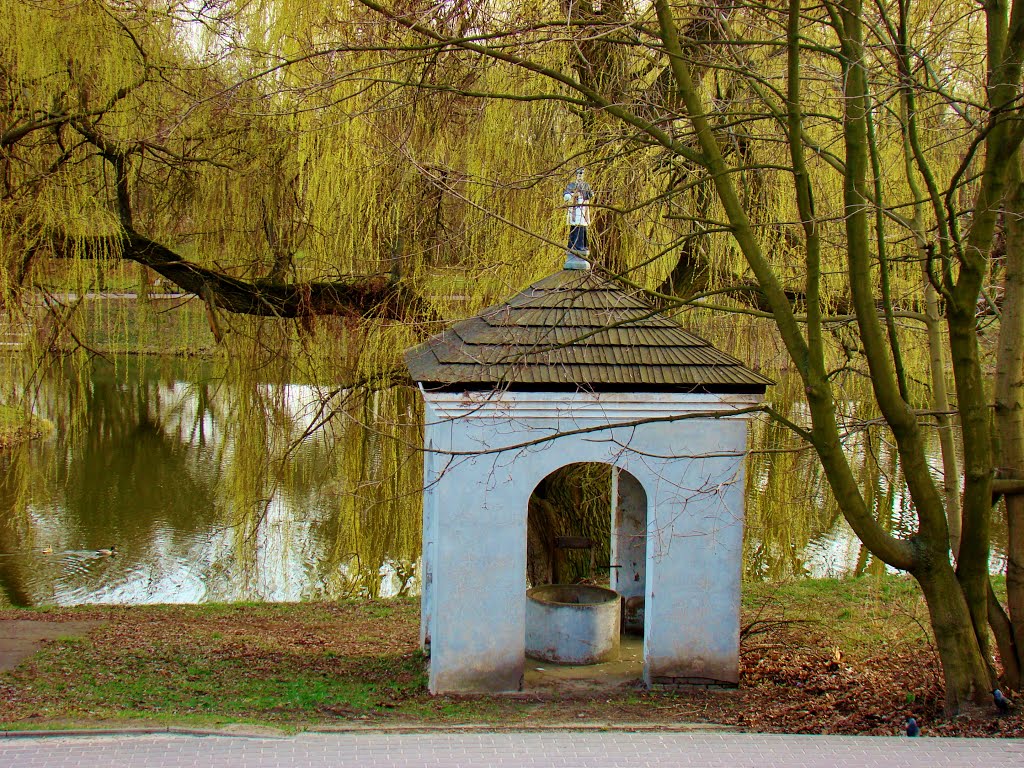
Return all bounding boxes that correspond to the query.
[526,463,647,610]
[527,463,608,588]
[523,463,648,691]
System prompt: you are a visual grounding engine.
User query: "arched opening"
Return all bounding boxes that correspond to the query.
[527,463,612,588]
[523,462,648,692]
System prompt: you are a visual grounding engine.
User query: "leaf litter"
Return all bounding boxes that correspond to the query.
[0,593,1019,736]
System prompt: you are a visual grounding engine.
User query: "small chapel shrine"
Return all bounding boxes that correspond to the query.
[405,258,772,694]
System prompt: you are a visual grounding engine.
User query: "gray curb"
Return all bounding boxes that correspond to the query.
[0,722,738,740]
[1,726,284,740]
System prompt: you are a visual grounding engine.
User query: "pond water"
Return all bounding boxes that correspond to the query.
[0,354,1004,606]
[0,355,420,606]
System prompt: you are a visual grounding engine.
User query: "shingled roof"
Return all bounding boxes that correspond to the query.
[405,269,773,393]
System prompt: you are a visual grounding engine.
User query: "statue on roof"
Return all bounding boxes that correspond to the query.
[563,167,593,270]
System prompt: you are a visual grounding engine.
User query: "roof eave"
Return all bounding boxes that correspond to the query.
[412,380,770,395]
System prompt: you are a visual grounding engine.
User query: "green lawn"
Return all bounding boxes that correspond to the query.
[5,577,1005,736]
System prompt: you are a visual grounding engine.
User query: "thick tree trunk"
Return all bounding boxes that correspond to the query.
[837,0,994,705]
[916,558,998,713]
[989,583,1021,689]
[527,494,558,588]
[948,311,998,680]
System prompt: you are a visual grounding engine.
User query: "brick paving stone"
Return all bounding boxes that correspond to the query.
[0,731,1022,768]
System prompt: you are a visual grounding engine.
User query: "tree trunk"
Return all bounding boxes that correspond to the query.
[921,257,962,555]
[948,310,998,681]
[527,494,558,588]
[993,170,1024,689]
[916,557,998,713]
[50,232,433,322]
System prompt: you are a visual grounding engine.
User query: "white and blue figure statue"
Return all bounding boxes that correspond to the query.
[563,167,593,270]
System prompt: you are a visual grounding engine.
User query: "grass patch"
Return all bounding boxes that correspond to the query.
[0,600,429,728]
[742,575,929,657]
[0,578,1019,736]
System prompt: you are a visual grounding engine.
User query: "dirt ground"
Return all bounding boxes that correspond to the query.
[0,620,104,671]
[0,593,1020,737]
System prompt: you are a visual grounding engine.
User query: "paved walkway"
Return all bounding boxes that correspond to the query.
[1,731,1022,767]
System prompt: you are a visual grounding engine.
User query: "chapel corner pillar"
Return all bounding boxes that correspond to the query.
[424,460,527,695]
[641,416,749,689]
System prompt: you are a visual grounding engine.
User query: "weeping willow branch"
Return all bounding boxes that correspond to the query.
[50,231,433,321]
[62,118,434,322]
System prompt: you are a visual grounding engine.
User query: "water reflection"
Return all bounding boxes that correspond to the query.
[0,356,420,606]
[0,354,1006,606]
[744,372,1007,579]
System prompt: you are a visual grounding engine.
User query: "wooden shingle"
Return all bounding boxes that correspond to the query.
[405,269,773,393]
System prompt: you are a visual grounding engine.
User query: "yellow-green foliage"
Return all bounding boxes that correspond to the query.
[1,0,992,356]
[0,0,1001,579]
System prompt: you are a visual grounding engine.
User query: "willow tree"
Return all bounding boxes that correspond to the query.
[0,0,526,321]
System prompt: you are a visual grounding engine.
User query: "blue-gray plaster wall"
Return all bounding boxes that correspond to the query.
[417,391,759,694]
